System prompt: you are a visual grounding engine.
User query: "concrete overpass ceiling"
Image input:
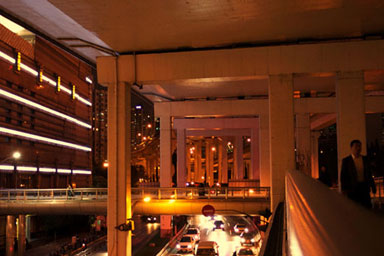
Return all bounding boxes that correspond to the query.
[0,0,112,61]
[2,0,384,60]
[47,0,384,53]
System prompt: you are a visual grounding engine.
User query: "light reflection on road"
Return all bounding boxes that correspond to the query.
[168,215,261,256]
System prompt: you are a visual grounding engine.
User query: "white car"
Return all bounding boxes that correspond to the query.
[234,247,258,256]
[176,235,196,252]
[184,228,200,241]
[195,241,219,256]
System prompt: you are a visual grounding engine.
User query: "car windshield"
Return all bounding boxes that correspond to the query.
[180,237,192,242]
[214,221,223,224]
[196,249,215,255]
[239,249,254,255]
[237,224,246,228]
[186,229,198,234]
[241,233,254,238]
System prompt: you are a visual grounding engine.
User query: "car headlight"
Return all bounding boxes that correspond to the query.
[235,228,239,232]
[241,238,245,243]
[153,217,156,220]
[176,244,180,249]
[195,235,198,239]
[245,228,249,233]
[251,238,255,243]
[220,224,224,228]
[188,244,192,248]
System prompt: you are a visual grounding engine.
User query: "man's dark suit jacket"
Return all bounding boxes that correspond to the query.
[340,155,376,194]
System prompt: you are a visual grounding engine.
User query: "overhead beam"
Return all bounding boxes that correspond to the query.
[186,128,252,137]
[173,117,258,129]
[155,96,384,117]
[130,40,384,82]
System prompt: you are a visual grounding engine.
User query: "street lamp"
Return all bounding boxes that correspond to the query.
[0,151,21,163]
[13,151,21,159]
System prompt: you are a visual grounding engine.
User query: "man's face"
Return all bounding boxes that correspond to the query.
[351,143,362,156]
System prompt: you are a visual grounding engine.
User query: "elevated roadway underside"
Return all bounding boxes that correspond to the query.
[0,198,269,216]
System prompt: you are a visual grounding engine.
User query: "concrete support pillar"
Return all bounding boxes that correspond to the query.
[18,215,26,256]
[209,141,215,186]
[269,74,295,210]
[26,215,30,242]
[336,71,366,188]
[205,140,213,186]
[6,215,16,256]
[311,131,321,179]
[177,129,186,187]
[187,144,192,182]
[195,141,203,183]
[218,140,223,184]
[250,127,260,180]
[149,159,154,182]
[295,113,311,175]
[221,138,228,184]
[259,114,270,187]
[107,82,131,255]
[160,116,172,187]
[234,136,244,179]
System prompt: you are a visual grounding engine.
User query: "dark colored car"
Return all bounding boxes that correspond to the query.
[213,220,225,231]
[141,215,158,223]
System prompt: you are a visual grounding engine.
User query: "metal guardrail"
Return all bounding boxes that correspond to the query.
[0,187,270,201]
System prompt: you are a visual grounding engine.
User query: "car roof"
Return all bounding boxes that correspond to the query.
[198,241,217,247]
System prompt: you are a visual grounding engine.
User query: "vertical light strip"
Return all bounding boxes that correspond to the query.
[0,50,92,106]
[16,52,21,71]
[0,126,92,152]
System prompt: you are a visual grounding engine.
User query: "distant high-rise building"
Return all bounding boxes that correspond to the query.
[92,84,107,169]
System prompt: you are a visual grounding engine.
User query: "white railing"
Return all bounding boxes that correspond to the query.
[286,170,384,256]
[0,187,270,201]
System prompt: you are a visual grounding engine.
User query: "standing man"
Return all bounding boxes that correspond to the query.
[340,140,376,208]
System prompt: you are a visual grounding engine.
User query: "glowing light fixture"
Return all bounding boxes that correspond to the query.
[73,170,92,175]
[0,165,14,171]
[85,77,93,84]
[12,151,21,159]
[0,88,91,129]
[57,169,71,174]
[0,50,92,106]
[16,52,21,71]
[0,126,92,152]
[17,166,37,172]
[39,167,56,173]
